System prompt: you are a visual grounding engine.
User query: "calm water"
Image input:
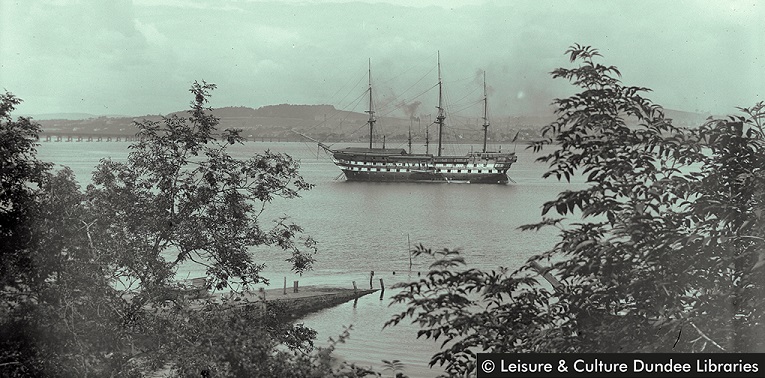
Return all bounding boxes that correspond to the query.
[37,140,580,377]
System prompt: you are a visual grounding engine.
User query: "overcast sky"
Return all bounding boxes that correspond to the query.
[1,0,762,118]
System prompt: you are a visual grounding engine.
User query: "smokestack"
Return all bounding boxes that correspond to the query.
[398,100,422,120]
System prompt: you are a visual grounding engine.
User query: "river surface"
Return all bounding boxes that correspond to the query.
[37,140,582,377]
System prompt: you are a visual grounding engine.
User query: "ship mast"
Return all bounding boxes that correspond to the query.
[435,52,445,157]
[425,116,430,154]
[366,59,376,149]
[408,118,413,154]
[482,71,489,153]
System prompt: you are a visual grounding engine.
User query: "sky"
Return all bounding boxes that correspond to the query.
[1,0,763,119]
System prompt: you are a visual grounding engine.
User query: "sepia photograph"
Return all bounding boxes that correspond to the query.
[1,0,763,376]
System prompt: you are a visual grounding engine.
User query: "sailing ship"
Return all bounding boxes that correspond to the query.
[306,55,517,184]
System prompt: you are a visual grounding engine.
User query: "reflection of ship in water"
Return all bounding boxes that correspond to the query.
[300,54,517,184]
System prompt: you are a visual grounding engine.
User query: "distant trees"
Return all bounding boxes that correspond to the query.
[0,83,374,377]
[388,45,765,376]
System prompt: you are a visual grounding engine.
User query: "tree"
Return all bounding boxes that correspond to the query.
[86,81,316,297]
[682,104,765,351]
[387,45,765,376]
[0,91,52,291]
[1,83,378,377]
[1,92,127,376]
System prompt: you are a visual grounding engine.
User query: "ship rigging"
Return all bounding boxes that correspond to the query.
[298,54,517,184]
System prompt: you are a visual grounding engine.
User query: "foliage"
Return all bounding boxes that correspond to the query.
[0,91,52,291]
[2,92,131,376]
[0,84,375,377]
[381,359,407,378]
[681,108,765,351]
[388,45,765,376]
[153,302,376,378]
[86,81,316,296]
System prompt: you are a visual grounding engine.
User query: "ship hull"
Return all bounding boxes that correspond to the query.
[343,170,509,184]
[330,147,516,184]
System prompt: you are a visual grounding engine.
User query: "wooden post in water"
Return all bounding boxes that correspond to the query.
[352,281,358,293]
[293,280,299,293]
[407,234,412,272]
[369,271,374,289]
[379,278,385,300]
[283,277,287,295]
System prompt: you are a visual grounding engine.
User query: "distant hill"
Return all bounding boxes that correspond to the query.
[664,108,714,128]
[166,104,340,120]
[22,113,131,120]
[34,104,718,143]
[36,104,372,142]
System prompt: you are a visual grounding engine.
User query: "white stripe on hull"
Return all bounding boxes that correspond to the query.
[342,169,509,184]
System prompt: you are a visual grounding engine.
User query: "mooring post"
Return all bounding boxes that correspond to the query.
[352,281,358,293]
[408,233,412,272]
[369,270,374,289]
[379,278,385,292]
[283,277,287,295]
[293,280,299,293]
